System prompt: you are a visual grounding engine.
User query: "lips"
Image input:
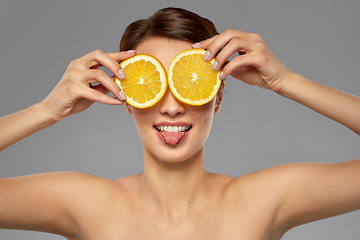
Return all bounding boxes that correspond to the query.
[154,122,192,145]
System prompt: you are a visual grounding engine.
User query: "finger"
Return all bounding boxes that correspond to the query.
[107,50,136,62]
[71,69,124,101]
[90,50,136,69]
[76,83,125,105]
[211,37,261,71]
[91,83,110,95]
[220,52,265,79]
[192,35,219,49]
[109,75,127,101]
[80,49,136,80]
[92,84,126,102]
[86,69,127,101]
[202,29,261,61]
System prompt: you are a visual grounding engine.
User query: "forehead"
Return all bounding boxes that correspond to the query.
[135,37,193,70]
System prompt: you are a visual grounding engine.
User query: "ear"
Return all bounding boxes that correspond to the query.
[214,81,225,114]
[123,101,133,114]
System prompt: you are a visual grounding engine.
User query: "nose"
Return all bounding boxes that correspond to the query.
[159,88,186,117]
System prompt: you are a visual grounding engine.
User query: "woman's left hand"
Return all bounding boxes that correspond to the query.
[194,29,292,92]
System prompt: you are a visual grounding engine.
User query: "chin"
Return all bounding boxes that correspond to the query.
[144,142,204,164]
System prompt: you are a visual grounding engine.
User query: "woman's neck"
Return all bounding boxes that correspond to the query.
[140,146,211,220]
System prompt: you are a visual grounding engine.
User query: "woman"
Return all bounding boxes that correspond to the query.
[0,7,359,240]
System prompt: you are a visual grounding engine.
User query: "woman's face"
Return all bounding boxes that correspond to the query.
[124,37,223,163]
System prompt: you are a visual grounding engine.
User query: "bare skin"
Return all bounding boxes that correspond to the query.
[1,30,360,240]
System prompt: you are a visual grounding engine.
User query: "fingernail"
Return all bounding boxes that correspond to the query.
[127,50,136,54]
[119,91,127,101]
[219,71,224,79]
[203,50,211,61]
[118,69,126,79]
[192,42,200,48]
[211,61,218,71]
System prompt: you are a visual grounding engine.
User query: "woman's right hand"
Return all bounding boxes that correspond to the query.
[41,49,136,122]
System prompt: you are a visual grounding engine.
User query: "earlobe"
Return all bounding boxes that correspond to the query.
[124,102,133,114]
[214,95,222,113]
[214,81,225,114]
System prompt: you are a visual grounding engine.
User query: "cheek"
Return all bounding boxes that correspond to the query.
[200,113,214,135]
[131,108,155,137]
[193,100,216,135]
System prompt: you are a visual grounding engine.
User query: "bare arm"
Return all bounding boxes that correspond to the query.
[0,172,78,236]
[269,73,360,229]
[0,171,121,238]
[198,29,360,137]
[0,103,55,151]
[273,160,360,231]
[0,50,135,234]
[277,72,360,136]
[198,29,360,230]
[0,50,134,151]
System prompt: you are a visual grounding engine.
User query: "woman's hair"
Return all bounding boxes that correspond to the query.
[120,7,224,95]
[119,7,219,51]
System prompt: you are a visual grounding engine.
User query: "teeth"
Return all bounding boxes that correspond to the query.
[156,126,190,132]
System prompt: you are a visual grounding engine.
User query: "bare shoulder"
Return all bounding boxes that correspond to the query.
[52,172,135,235]
[23,171,130,209]
[225,161,360,232]
[227,161,359,195]
[0,171,130,237]
[227,162,312,194]
[0,171,123,203]
[23,171,125,194]
[225,162,324,204]
[216,164,310,236]
[53,171,132,207]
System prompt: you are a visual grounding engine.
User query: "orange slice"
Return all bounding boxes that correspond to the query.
[115,54,167,108]
[168,49,221,106]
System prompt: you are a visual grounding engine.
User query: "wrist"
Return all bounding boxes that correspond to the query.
[273,72,307,99]
[0,102,59,151]
[33,102,60,127]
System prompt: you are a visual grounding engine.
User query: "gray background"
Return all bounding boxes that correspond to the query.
[1,0,359,239]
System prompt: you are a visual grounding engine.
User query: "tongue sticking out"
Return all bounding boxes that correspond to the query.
[160,131,186,145]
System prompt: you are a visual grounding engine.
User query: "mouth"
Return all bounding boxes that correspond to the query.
[154,125,191,132]
[154,124,192,145]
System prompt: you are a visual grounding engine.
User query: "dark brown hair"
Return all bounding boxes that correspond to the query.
[120,7,224,96]
[120,7,219,51]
